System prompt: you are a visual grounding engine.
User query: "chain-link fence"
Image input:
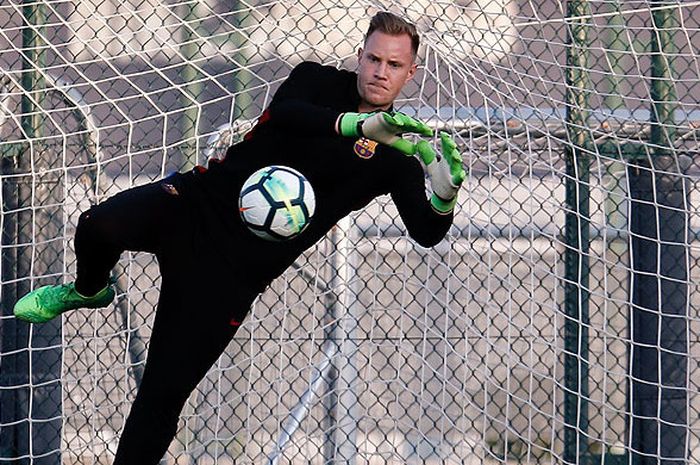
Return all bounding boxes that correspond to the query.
[1,1,699,464]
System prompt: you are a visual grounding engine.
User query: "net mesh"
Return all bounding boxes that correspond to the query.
[1,1,699,464]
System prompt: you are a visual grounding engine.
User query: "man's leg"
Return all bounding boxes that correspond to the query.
[14,178,185,322]
[112,268,248,465]
[75,178,184,296]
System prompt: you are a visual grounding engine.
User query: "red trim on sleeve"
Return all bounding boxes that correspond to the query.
[244,109,272,141]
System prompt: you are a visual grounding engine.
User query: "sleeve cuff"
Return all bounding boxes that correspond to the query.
[338,113,361,138]
[430,193,457,215]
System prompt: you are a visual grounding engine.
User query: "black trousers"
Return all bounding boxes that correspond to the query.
[74,176,251,465]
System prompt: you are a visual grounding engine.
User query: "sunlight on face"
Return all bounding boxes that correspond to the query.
[356,31,417,112]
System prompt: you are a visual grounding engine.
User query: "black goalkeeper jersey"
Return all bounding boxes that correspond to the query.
[178,61,453,289]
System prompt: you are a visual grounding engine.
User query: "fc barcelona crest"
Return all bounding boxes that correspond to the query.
[353,138,378,159]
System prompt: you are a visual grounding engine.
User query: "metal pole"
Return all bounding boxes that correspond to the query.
[179,1,203,171]
[0,2,63,463]
[21,3,65,464]
[628,155,689,465]
[323,228,341,465]
[232,5,253,121]
[564,0,591,462]
[603,0,626,111]
[0,114,29,465]
[628,4,687,464]
[649,2,676,155]
[323,220,360,465]
[334,217,360,465]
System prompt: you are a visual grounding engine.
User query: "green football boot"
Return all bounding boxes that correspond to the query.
[13,282,115,324]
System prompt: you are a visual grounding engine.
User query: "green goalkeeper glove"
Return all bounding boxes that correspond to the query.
[416,132,466,214]
[337,111,433,155]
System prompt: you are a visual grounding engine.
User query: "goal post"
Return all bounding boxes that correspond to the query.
[1,1,699,464]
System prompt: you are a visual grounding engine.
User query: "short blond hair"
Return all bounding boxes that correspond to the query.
[364,12,419,58]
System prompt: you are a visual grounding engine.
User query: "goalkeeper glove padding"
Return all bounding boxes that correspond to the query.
[337,111,433,155]
[416,132,466,214]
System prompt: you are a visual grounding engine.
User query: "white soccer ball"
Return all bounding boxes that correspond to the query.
[239,165,316,241]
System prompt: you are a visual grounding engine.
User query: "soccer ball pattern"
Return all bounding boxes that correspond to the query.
[239,165,316,241]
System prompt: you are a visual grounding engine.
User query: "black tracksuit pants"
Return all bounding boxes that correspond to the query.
[74,175,250,465]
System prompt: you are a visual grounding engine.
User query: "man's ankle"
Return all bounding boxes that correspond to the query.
[74,283,108,299]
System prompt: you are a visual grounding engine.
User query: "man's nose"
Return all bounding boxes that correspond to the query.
[374,62,388,79]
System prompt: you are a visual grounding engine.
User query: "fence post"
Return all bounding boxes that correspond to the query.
[628,4,688,463]
[0,2,63,463]
[564,0,592,461]
[180,1,202,171]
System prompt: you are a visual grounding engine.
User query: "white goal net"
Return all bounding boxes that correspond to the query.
[1,1,699,464]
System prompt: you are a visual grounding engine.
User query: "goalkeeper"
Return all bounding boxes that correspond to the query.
[13,11,466,465]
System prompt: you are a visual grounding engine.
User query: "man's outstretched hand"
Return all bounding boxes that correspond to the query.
[337,111,433,155]
[338,112,464,213]
[416,132,466,214]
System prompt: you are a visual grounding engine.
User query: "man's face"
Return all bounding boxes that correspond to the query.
[357,31,417,112]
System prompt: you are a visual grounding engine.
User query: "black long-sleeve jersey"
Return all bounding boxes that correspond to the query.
[178,61,453,290]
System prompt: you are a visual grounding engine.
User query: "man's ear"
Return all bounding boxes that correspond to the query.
[357,47,363,61]
[405,62,418,82]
